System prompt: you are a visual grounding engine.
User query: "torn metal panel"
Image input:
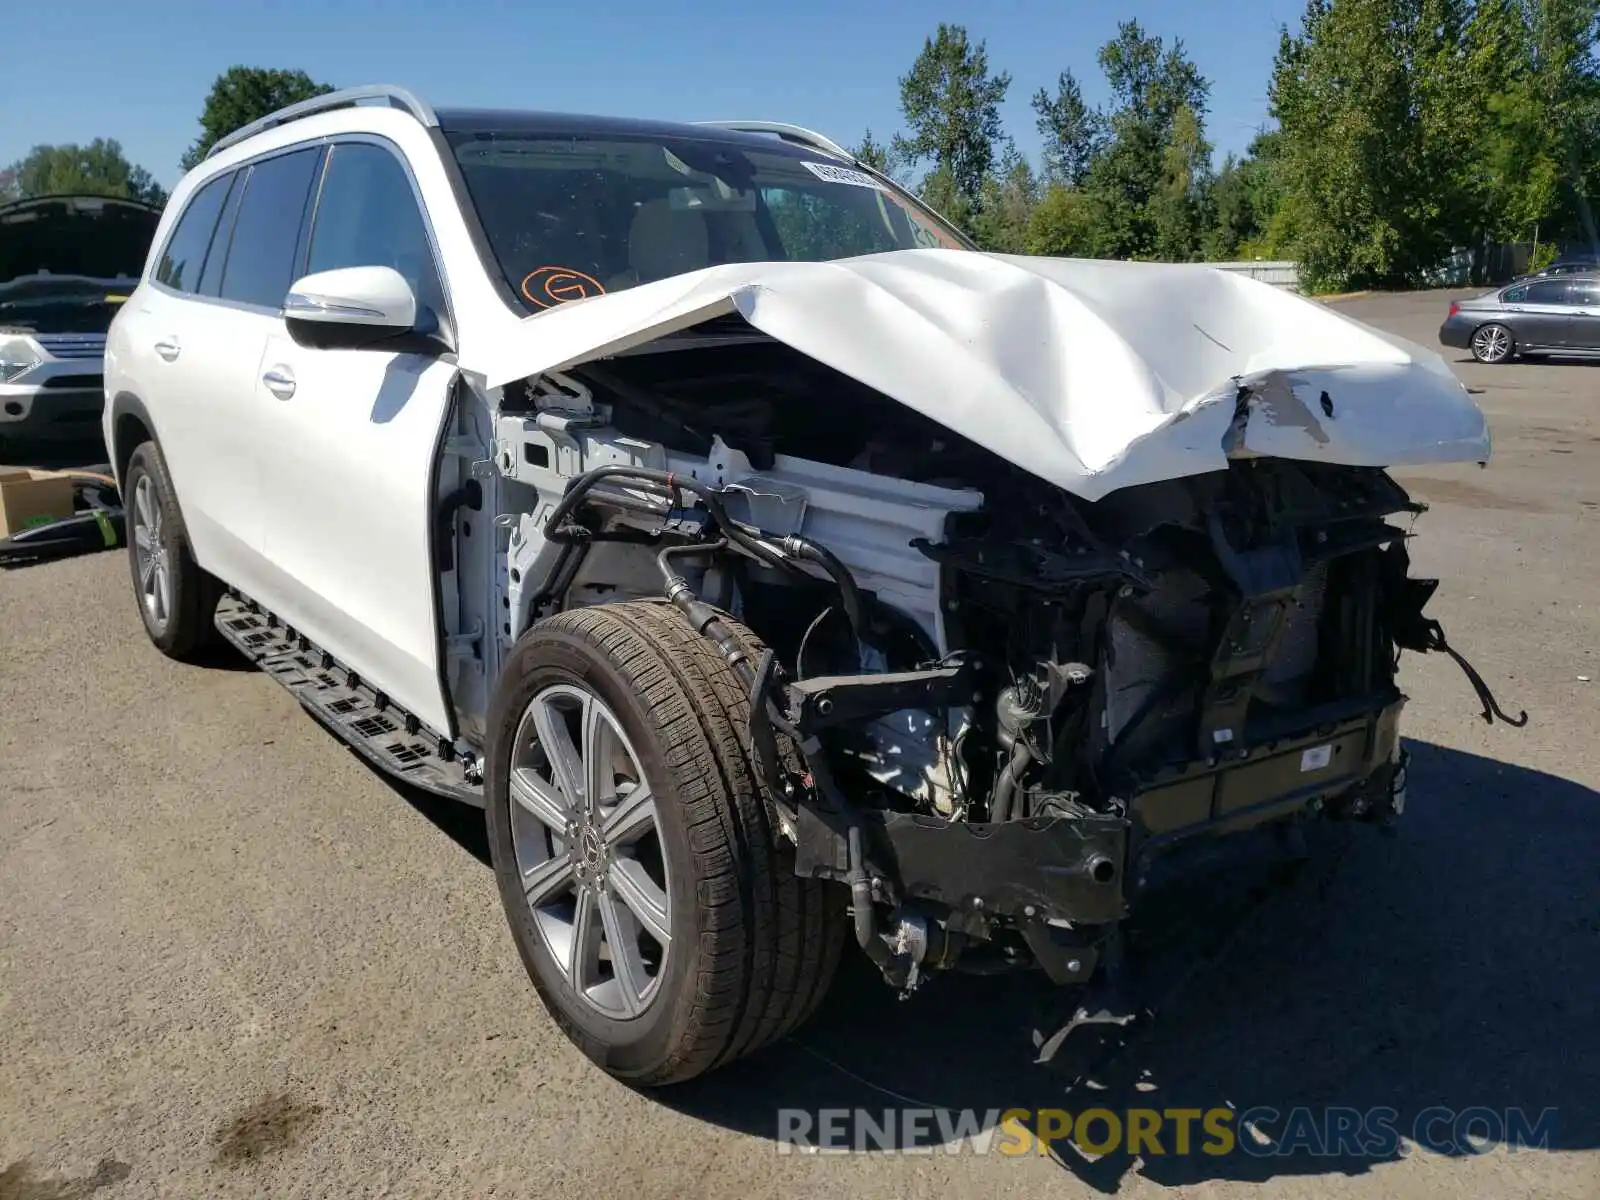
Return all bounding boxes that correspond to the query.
[470,249,1490,501]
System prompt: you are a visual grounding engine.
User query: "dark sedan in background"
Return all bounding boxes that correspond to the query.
[1438,274,1600,362]
[1514,251,1600,281]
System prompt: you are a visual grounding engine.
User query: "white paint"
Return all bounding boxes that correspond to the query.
[473,251,1490,502]
[284,265,418,328]
[102,93,1491,748]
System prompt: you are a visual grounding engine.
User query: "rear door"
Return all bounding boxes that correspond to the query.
[254,138,458,733]
[133,147,323,597]
[125,169,253,580]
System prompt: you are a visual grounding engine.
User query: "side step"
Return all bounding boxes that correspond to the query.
[214,594,485,807]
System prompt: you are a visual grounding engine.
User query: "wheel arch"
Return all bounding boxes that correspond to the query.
[108,391,159,494]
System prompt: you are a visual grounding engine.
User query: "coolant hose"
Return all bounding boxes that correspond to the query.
[989,740,1033,824]
[846,824,903,981]
[657,540,756,689]
[780,534,868,652]
[545,468,869,644]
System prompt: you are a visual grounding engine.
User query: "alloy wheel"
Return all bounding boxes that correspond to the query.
[130,473,172,631]
[508,684,671,1019]
[1472,324,1510,363]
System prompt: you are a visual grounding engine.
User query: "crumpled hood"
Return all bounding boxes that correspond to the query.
[471,249,1489,501]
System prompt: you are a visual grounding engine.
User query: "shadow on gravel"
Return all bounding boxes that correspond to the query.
[398,785,491,867]
[654,739,1600,1191]
[189,639,260,673]
[0,434,108,470]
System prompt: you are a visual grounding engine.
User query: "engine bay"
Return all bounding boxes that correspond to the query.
[475,327,1522,992]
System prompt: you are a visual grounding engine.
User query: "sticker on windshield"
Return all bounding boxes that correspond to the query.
[801,161,884,190]
[522,266,605,308]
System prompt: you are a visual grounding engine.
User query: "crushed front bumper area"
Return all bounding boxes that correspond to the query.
[790,694,1406,981]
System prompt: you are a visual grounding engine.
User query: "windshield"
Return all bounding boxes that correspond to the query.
[445,130,969,311]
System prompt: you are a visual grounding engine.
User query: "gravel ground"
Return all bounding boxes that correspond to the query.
[2,289,1596,1199]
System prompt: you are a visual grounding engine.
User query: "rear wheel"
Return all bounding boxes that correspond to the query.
[484,600,845,1085]
[123,441,220,660]
[1470,322,1513,363]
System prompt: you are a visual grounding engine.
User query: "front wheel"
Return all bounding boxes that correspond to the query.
[1470,322,1514,363]
[484,601,844,1086]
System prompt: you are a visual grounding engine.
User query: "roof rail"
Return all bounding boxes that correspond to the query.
[695,121,855,163]
[207,84,438,160]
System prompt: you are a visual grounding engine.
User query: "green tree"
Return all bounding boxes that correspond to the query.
[1077,21,1214,260]
[1268,0,1600,290]
[892,24,1012,215]
[1524,0,1600,249]
[1032,71,1103,186]
[4,139,167,206]
[852,130,892,174]
[1269,0,1449,290]
[915,164,975,234]
[971,147,1041,253]
[181,66,335,171]
[1098,19,1209,133]
[850,129,916,187]
[1026,185,1103,257]
[1467,0,1562,243]
[1205,153,1253,259]
[1150,103,1213,260]
[1202,130,1287,259]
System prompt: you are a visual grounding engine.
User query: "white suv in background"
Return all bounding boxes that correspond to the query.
[104,85,1506,1087]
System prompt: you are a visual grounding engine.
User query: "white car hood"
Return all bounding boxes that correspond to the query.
[471,249,1488,501]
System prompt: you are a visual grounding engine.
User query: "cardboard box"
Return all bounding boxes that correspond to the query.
[0,468,76,537]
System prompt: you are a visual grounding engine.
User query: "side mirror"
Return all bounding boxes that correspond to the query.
[283,266,432,351]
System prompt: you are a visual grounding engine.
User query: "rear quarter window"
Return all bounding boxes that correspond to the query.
[153,173,232,293]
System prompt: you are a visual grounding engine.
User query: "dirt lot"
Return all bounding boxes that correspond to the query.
[2,289,1596,1199]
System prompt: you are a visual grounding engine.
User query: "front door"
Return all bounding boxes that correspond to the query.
[1559,280,1600,351]
[1516,280,1576,349]
[254,139,459,733]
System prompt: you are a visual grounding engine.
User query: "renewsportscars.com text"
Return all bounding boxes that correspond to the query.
[775,1106,1559,1158]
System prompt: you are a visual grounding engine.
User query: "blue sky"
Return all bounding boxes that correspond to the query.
[5,0,1298,188]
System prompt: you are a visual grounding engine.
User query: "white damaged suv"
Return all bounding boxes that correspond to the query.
[104,85,1520,1085]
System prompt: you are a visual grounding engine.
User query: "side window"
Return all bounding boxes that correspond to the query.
[1573,281,1600,306]
[197,171,247,297]
[1502,285,1528,303]
[1526,280,1574,305]
[217,147,322,309]
[153,173,232,292]
[306,142,445,317]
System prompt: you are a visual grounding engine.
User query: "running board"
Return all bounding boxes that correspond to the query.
[214,593,484,807]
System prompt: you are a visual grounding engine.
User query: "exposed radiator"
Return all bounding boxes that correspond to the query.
[1104,562,1331,746]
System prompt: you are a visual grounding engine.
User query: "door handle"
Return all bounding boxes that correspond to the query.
[262,366,296,399]
[154,337,181,361]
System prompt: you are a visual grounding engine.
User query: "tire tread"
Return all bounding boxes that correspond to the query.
[497,600,841,1085]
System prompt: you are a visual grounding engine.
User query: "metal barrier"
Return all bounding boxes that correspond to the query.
[1203,260,1301,290]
